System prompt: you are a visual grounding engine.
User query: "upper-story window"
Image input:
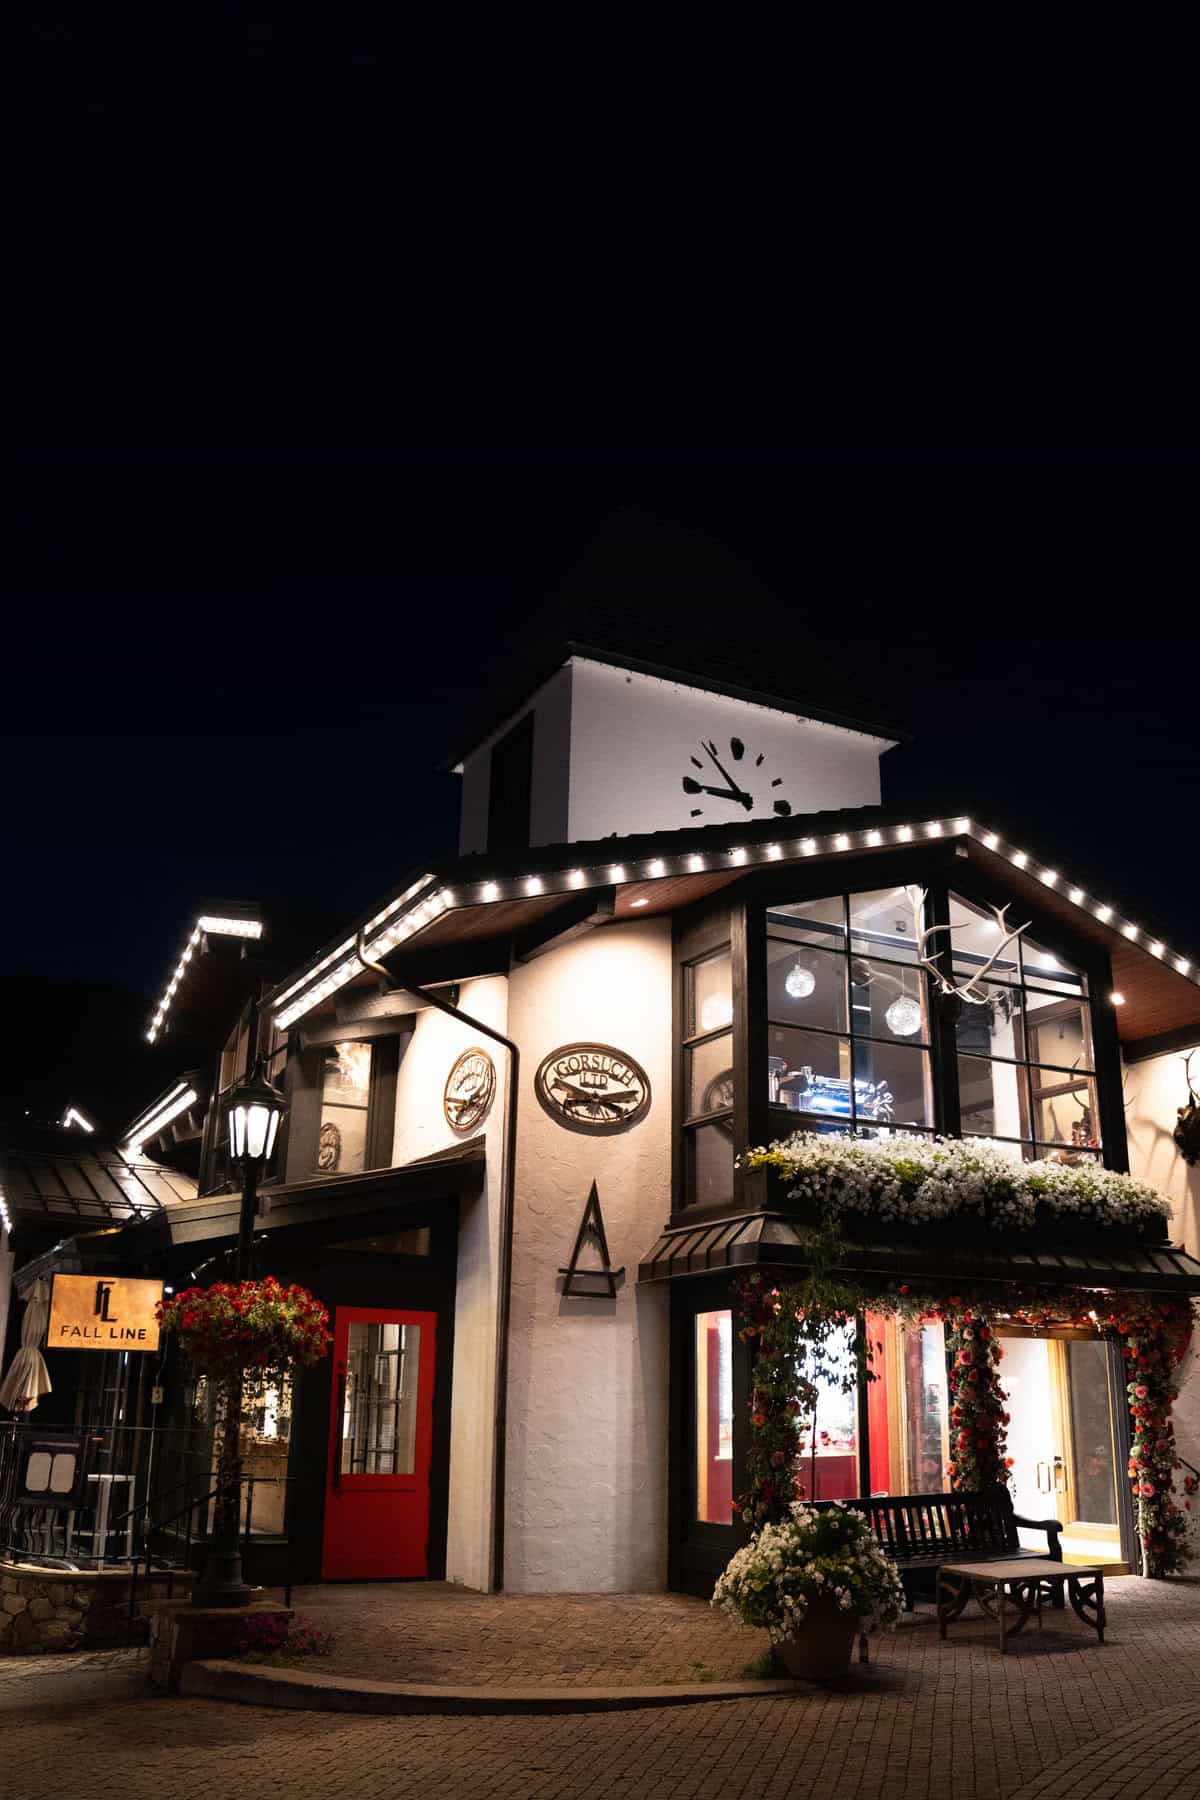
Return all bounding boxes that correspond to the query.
[949,892,1098,1163]
[317,1040,374,1174]
[766,889,935,1140]
[682,946,734,1207]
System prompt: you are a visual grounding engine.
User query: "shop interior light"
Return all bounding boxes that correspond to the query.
[784,958,816,999]
[885,994,924,1037]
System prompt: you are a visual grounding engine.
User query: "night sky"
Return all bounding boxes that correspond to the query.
[5,445,1197,1130]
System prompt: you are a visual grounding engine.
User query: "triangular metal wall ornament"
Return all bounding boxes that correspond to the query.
[558,1181,625,1297]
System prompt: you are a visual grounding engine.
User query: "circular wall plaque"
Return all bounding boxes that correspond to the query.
[534,1042,652,1135]
[444,1046,497,1133]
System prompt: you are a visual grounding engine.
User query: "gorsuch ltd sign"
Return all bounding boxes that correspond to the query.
[48,1275,163,1351]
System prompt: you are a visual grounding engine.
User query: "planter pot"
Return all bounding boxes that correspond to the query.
[771,1596,858,1680]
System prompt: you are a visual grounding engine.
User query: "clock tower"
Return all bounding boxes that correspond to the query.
[452,648,900,855]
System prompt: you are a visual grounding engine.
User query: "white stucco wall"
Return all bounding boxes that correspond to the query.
[392,976,510,1591]
[504,916,671,1593]
[1124,1044,1200,1476]
[565,658,889,843]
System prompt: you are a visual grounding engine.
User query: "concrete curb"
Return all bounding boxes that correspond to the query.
[180,1659,809,1715]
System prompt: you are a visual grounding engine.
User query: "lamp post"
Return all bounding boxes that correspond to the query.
[194,1061,287,1608]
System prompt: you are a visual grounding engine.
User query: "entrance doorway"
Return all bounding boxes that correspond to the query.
[999,1332,1128,1567]
[322,1306,438,1580]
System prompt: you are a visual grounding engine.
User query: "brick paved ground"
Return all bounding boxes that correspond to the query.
[7,1579,1200,1798]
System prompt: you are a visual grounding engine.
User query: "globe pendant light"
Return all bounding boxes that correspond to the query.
[785,958,816,1000]
[885,993,923,1038]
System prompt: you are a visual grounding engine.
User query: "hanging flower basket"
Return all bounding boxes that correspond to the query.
[157,1277,332,1386]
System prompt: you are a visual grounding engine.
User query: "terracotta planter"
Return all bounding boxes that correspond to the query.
[771,1596,858,1680]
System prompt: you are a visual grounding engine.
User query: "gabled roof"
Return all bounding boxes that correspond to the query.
[0,1144,197,1231]
[262,805,1200,1052]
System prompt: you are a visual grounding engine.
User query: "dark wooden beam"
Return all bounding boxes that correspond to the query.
[510,887,616,964]
[1122,1021,1200,1064]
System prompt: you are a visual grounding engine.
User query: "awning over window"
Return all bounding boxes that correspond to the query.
[638,1213,1200,1294]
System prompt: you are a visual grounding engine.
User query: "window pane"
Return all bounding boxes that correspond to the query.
[695,1310,734,1523]
[797,1321,859,1502]
[902,1320,950,1495]
[954,983,1024,1059]
[686,1032,734,1120]
[767,1027,851,1115]
[1021,933,1086,997]
[958,1053,1029,1140]
[764,895,845,950]
[853,1039,934,1129]
[1066,1339,1118,1527]
[318,1040,372,1174]
[685,1120,734,1207]
[766,939,847,1032]
[688,949,732,1036]
[341,1321,420,1476]
[849,887,922,965]
[948,892,1024,988]
[848,956,929,1044]
[1029,1068,1100,1149]
[1024,993,1094,1072]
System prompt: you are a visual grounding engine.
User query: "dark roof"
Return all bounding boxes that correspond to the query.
[440,510,911,767]
[0,1146,197,1227]
[638,1214,1200,1295]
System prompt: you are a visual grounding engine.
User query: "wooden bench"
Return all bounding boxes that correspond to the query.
[839,1486,1064,1607]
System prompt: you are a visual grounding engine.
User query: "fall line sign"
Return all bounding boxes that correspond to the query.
[48,1274,164,1352]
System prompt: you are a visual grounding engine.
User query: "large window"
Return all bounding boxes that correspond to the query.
[766,890,935,1140]
[682,948,734,1207]
[950,892,1099,1163]
[694,1308,734,1522]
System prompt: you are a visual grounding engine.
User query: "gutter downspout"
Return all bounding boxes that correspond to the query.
[355,929,518,1594]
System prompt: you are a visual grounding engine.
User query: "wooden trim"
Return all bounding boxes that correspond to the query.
[1123,1021,1200,1064]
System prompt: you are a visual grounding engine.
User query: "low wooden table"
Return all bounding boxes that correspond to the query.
[937,1559,1106,1654]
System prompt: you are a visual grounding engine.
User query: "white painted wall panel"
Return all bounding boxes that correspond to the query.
[505,917,671,1593]
[392,976,510,1592]
[566,658,886,844]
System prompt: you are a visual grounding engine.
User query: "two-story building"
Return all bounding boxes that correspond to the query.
[10,643,1200,1596]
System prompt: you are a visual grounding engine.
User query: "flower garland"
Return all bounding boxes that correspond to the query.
[735,1272,1195,1577]
[742,1132,1171,1235]
[157,1277,332,1387]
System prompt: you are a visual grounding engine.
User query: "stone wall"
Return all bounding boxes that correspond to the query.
[0,1562,193,1654]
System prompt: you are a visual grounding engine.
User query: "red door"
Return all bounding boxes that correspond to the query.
[322,1307,437,1580]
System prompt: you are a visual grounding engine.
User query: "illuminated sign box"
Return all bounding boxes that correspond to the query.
[48,1275,164,1352]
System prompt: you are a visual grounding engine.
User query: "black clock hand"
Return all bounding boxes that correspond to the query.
[702,742,754,809]
[683,777,755,801]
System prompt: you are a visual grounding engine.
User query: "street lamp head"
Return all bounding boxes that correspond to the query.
[226,1062,287,1168]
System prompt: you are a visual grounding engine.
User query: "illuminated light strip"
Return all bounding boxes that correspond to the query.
[144,912,266,1038]
[124,1086,199,1156]
[268,815,1200,1029]
[0,1184,11,1236]
[61,1107,94,1132]
[196,916,264,939]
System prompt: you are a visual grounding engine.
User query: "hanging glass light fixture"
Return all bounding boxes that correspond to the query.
[784,957,816,1000]
[885,993,923,1038]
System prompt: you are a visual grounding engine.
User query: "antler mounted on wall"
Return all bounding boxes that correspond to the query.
[1173,1051,1200,1166]
[903,886,1031,1007]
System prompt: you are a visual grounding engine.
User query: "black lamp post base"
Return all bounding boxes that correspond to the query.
[192,1547,252,1609]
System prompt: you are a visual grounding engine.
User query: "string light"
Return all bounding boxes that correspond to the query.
[648,859,666,878]
[866,830,883,846]
[897,826,914,842]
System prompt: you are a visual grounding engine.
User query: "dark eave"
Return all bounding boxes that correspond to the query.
[638,1214,1200,1295]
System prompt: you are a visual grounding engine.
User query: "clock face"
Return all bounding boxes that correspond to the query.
[444,1047,497,1133]
[681,735,792,820]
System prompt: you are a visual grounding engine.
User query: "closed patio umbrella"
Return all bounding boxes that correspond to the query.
[0,1278,52,1413]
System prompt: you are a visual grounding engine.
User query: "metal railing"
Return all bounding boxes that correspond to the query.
[0,1419,292,1573]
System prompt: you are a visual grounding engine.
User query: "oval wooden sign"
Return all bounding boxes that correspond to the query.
[534,1042,652,1135]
